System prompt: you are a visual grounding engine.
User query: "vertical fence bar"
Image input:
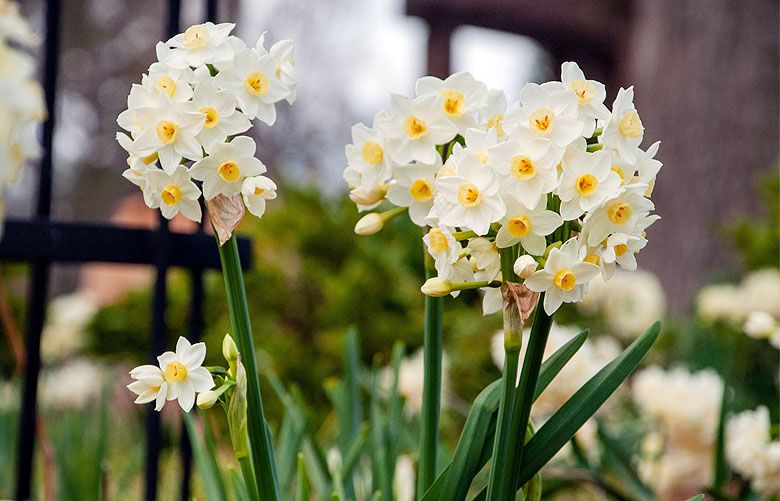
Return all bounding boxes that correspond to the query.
[179,2,219,498]
[14,0,61,499]
[144,2,180,501]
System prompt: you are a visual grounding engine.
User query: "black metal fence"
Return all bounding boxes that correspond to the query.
[0,0,252,499]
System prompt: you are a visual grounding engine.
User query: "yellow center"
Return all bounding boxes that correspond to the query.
[403,116,428,139]
[155,76,177,97]
[218,161,241,182]
[161,185,181,206]
[441,89,465,117]
[487,113,505,137]
[619,110,642,138]
[361,140,384,165]
[529,108,554,134]
[554,269,577,291]
[576,173,598,196]
[142,152,159,165]
[244,72,269,96]
[510,155,536,180]
[584,254,600,265]
[409,178,433,202]
[614,243,628,256]
[475,151,489,164]
[457,183,481,207]
[163,361,188,382]
[200,107,220,128]
[569,79,595,105]
[183,25,209,49]
[607,202,633,225]
[253,187,265,196]
[507,215,532,238]
[428,228,449,253]
[156,121,179,144]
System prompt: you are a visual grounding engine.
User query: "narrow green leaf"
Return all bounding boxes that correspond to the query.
[295,453,311,501]
[387,341,405,472]
[276,410,306,491]
[595,422,653,500]
[183,413,227,501]
[685,495,705,501]
[534,329,589,400]
[342,423,370,479]
[228,468,251,501]
[712,383,730,493]
[514,321,662,486]
[342,327,363,452]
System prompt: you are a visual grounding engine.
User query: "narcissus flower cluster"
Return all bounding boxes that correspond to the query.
[345,63,662,315]
[117,23,296,222]
[0,0,45,237]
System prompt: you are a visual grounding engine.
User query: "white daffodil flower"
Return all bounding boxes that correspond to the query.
[415,71,488,135]
[504,83,583,147]
[423,225,461,278]
[192,80,251,150]
[128,336,215,412]
[131,97,205,174]
[558,143,621,220]
[598,232,647,279]
[543,61,610,138]
[145,165,202,222]
[478,88,508,139]
[241,175,277,218]
[582,184,654,246]
[488,126,559,209]
[158,22,236,69]
[447,257,477,298]
[386,158,440,226]
[447,128,499,168]
[117,84,163,138]
[482,287,503,315]
[117,132,158,187]
[602,86,644,163]
[141,62,195,103]
[434,155,505,235]
[213,47,289,124]
[384,93,458,164]
[495,194,562,255]
[190,136,265,200]
[524,237,600,315]
[634,141,663,188]
[256,32,297,104]
[345,113,393,191]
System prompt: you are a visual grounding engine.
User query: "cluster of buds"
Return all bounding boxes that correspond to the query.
[345,63,662,315]
[0,0,45,236]
[117,23,296,225]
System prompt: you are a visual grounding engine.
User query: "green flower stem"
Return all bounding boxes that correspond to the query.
[418,239,443,497]
[503,296,554,499]
[586,143,603,152]
[218,235,280,501]
[486,246,524,500]
[452,230,478,241]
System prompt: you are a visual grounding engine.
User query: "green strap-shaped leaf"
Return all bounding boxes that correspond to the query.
[183,413,227,501]
[422,329,591,501]
[533,329,589,400]
[514,321,661,487]
[295,453,311,501]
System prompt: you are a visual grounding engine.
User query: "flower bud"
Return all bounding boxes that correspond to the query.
[513,255,538,279]
[222,334,239,363]
[349,185,385,206]
[421,277,453,297]
[354,213,385,236]
[197,390,219,409]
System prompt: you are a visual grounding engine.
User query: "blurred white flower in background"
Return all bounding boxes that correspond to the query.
[38,358,104,411]
[393,454,415,501]
[41,292,99,364]
[579,269,666,340]
[696,268,780,348]
[726,406,780,497]
[632,366,723,495]
[381,348,450,416]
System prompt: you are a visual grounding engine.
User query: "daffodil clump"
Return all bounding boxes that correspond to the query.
[117,23,296,223]
[345,63,662,315]
[0,0,45,236]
